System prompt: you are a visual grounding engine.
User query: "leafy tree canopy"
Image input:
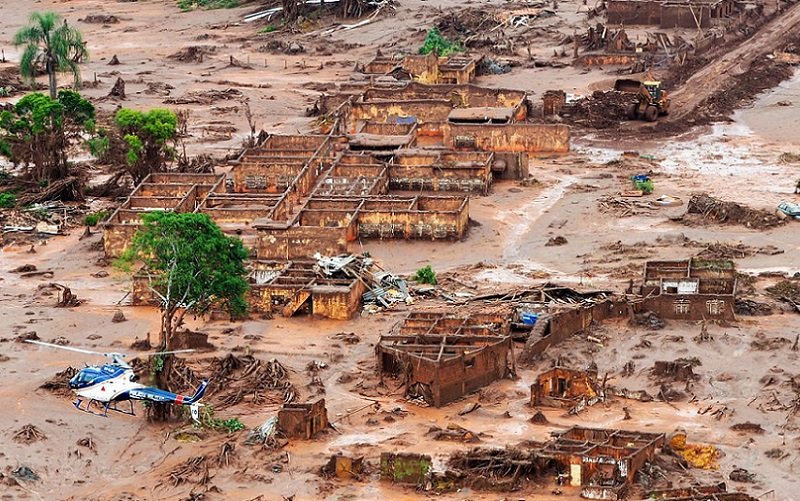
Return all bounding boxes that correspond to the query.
[0,90,95,181]
[419,28,461,57]
[13,11,88,99]
[114,108,179,181]
[120,211,249,349]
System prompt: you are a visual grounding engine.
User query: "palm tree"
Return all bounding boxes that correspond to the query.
[13,12,88,100]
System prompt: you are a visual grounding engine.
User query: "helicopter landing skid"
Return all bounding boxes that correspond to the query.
[74,398,135,418]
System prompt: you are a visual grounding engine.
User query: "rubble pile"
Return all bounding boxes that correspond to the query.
[447,447,540,490]
[161,456,211,487]
[598,194,658,216]
[38,366,78,398]
[686,193,785,228]
[141,354,297,411]
[696,55,794,121]
[565,90,631,129]
[163,88,242,105]
[167,45,216,63]
[205,354,297,409]
[0,64,25,96]
[765,280,800,304]
[694,241,783,259]
[314,253,411,312]
[734,298,773,316]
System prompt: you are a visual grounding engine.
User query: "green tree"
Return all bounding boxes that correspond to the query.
[114,108,179,184]
[120,212,248,420]
[120,211,249,350]
[0,90,95,182]
[13,12,88,100]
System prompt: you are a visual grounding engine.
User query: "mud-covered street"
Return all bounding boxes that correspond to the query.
[1,0,799,500]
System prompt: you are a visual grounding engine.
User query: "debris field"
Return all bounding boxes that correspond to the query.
[1,0,799,500]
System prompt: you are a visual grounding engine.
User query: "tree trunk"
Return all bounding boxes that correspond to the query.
[159,306,176,351]
[151,352,175,421]
[47,57,57,100]
[151,306,177,421]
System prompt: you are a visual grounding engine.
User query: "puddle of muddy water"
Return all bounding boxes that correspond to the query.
[737,68,800,145]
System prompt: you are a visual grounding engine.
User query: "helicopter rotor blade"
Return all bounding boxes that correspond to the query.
[25,340,105,356]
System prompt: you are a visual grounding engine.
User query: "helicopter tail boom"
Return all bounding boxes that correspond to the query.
[125,380,209,406]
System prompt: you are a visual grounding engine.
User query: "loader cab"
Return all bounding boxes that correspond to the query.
[644,81,662,101]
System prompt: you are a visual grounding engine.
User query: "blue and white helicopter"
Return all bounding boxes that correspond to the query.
[27,340,208,422]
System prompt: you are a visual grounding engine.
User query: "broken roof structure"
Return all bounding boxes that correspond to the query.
[377,310,514,407]
[530,366,603,414]
[639,259,737,321]
[103,134,474,260]
[362,52,480,85]
[540,426,665,499]
[445,425,668,497]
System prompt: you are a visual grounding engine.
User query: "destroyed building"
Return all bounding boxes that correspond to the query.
[530,366,602,413]
[638,259,737,321]
[446,426,666,497]
[377,310,515,407]
[643,485,756,500]
[606,0,735,28]
[540,426,665,499]
[102,172,226,258]
[509,286,629,358]
[314,80,571,180]
[277,398,329,439]
[104,135,473,260]
[247,258,367,319]
[361,52,480,85]
[132,253,408,320]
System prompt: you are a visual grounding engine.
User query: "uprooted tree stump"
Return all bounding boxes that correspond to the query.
[108,77,126,99]
[45,283,81,307]
[13,424,47,444]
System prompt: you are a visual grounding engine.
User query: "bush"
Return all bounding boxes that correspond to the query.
[0,191,16,208]
[634,179,654,194]
[419,28,461,57]
[86,134,110,159]
[197,406,245,433]
[217,417,246,433]
[413,265,437,285]
[84,210,110,227]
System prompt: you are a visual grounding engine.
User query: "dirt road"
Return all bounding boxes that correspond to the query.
[667,2,800,120]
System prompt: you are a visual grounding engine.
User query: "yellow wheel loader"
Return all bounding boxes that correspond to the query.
[615,79,671,122]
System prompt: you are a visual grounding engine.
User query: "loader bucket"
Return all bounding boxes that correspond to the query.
[614,79,642,93]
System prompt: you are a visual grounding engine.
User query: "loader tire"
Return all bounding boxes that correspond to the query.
[644,105,658,122]
[626,103,638,120]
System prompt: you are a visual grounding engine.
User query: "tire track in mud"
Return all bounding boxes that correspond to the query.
[497,174,577,268]
[667,2,800,120]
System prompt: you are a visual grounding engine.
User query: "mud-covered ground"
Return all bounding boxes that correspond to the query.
[1,0,800,500]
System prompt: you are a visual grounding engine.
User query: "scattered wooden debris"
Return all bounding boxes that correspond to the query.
[77,436,96,452]
[39,366,78,397]
[686,193,785,229]
[598,194,658,217]
[428,423,480,443]
[13,424,47,444]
